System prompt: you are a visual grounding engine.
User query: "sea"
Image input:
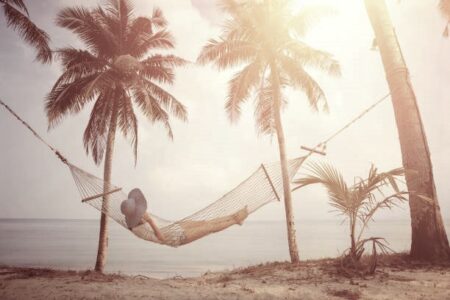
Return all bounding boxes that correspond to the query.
[0,218,448,278]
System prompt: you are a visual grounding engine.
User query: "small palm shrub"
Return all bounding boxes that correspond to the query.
[293,162,408,275]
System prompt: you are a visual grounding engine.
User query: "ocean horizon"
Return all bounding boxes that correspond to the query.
[1,218,449,278]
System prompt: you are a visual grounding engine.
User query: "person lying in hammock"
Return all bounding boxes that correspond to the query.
[120,189,166,241]
[120,188,249,244]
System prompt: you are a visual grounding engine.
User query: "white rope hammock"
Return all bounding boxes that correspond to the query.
[70,157,305,247]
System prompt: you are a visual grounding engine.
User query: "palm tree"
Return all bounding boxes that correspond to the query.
[364,0,450,261]
[1,0,51,63]
[46,0,187,272]
[294,163,407,267]
[198,0,340,263]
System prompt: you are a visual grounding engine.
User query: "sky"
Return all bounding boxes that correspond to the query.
[0,0,449,225]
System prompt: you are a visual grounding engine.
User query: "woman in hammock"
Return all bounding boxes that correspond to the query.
[120,188,249,244]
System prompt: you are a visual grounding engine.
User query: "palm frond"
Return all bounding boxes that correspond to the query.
[197,38,256,69]
[83,90,113,164]
[132,85,173,139]
[352,166,405,205]
[290,4,336,37]
[254,80,276,135]
[130,29,174,58]
[52,48,107,87]
[286,42,340,77]
[56,6,117,57]
[55,48,105,69]
[141,54,187,67]
[125,16,152,53]
[225,60,264,122]
[140,54,187,84]
[105,0,133,29]
[279,55,328,112]
[150,7,167,28]
[141,79,188,122]
[141,63,174,84]
[3,2,52,63]
[116,89,139,163]
[46,71,113,128]
[4,0,28,15]
[294,162,350,215]
[356,191,408,241]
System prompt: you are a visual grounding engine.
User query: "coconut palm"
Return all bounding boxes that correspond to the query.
[364,0,450,261]
[294,162,407,273]
[1,0,51,63]
[198,0,340,262]
[46,0,187,272]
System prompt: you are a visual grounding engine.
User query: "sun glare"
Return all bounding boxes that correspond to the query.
[289,0,369,52]
[291,0,357,22]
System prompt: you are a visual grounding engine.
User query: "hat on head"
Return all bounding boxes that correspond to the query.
[120,188,148,229]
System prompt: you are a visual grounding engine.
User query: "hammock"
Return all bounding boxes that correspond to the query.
[70,157,305,247]
[1,93,388,247]
[0,98,309,247]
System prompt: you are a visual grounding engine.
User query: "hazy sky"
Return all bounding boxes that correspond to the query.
[0,0,449,225]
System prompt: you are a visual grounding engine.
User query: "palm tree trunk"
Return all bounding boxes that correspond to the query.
[364,0,450,261]
[350,216,356,258]
[271,63,300,263]
[94,98,119,272]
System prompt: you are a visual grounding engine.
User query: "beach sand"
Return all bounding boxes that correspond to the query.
[1,256,449,300]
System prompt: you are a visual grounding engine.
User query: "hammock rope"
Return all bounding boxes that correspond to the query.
[303,93,391,157]
[0,93,390,247]
[0,99,69,164]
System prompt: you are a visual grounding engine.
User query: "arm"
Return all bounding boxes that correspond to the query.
[142,212,165,242]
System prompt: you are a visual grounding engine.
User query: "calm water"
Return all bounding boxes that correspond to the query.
[0,219,448,278]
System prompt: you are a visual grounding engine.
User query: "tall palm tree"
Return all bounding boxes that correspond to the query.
[364,0,450,261]
[1,0,51,63]
[46,0,187,272]
[198,0,340,263]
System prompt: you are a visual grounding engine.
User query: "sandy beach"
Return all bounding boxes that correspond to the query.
[1,256,449,300]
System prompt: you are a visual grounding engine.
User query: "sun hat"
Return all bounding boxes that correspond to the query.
[120,188,148,229]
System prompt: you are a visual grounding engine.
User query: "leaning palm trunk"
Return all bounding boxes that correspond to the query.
[95,99,119,272]
[275,110,300,263]
[364,0,450,261]
[271,64,300,263]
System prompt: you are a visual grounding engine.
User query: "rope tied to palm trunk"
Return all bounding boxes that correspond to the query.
[0,99,69,165]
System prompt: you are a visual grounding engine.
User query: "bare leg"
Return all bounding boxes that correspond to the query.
[142,212,165,242]
[177,206,249,244]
